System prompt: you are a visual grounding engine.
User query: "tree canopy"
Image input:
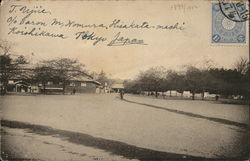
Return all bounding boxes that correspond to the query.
[124,58,249,100]
[34,58,86,93]
[0,41,28,94]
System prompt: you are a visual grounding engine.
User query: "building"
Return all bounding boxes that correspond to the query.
[5,68,101,94]
[111,83,124,93]
[64,75,101,93]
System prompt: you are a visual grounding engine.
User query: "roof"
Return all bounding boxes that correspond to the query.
[70,75,101,85]
[111,83,124,89]
[70,75,93,81]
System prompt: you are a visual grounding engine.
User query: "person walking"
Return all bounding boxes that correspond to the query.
[120,90,124,100]
[72,88,76,95]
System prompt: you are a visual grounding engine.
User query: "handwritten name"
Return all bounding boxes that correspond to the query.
[7,5,50,28]
[107,32,147,46]
[51,19,108,29]
[9,5,51,16]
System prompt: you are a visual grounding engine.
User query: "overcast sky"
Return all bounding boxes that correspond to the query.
[0,0,249,79]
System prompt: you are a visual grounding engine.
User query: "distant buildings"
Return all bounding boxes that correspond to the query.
[3,68,101,94]
[111,83,124,93]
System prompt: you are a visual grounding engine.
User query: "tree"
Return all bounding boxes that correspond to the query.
[184,65,218,100]
[166,70,179,97]
[167,71,186,97]
[0,40,12,55]
[97,70,109,86]
[185,66,203,100]
[207,68,245,98]
[124,79,141,94]
[242,63,249,100]
[137,66,167,97]
[35,58,86,93]
[234,57,249,74]
[96,71,115,92]
[34,65,55,93]
[0,40,28,94]
[232,57,249,99]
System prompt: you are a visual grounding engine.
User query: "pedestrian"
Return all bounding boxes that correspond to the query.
[73,88,76,95]
[120,90,124,100]
[0,86,3,95]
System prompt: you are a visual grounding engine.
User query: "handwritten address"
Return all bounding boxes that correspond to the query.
[6,4,186,46]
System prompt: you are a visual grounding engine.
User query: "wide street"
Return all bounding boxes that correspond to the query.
[0,94,249,161]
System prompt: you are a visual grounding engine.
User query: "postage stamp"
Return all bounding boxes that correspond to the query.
[212,2,248,43]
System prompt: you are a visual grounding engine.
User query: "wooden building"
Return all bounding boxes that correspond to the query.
[5,69,101,94]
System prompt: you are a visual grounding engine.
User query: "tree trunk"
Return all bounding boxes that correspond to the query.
[215,95,219,101]
[169,90,172,97]
[201,91,205,100]
[63,83,65,94]
[155,91,158,98]
[1,82,8,95]
[43,83,46,94]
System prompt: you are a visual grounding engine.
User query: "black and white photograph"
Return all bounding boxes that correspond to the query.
[0,0,249,160]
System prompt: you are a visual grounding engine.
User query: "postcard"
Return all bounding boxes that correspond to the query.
[0,0,249,161]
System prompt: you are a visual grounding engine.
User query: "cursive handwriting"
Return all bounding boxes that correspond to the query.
[9,5,51,16]
[19,17,47,26]
[107,32,147,46]
[75,31,107,45]
[7,5,50,28]
[108,19,185,30]
[156,22,185,30]
[6,4,187,45]
[109,19,153,29]
[8,27,67,39]
[51,18,108,29]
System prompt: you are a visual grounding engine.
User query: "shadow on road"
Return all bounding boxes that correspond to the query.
[1,120,212,161]
[123,99,248,129]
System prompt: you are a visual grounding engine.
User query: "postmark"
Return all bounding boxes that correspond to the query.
[219,1,249,22]
[212,2,247,43]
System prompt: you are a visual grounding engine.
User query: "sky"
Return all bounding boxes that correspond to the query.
[0,0,249,79]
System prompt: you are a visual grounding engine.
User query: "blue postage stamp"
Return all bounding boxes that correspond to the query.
[212,2,247,43]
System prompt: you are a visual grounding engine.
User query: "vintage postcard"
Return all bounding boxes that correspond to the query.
[0,0,249,161]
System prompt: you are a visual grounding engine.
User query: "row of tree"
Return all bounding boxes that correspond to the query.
[124,58,249,100]
[0,54,87,94]
[1,40,249,98]
[0,40,112,94]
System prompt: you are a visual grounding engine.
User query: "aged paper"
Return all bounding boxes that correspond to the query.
[0,0,249,160]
